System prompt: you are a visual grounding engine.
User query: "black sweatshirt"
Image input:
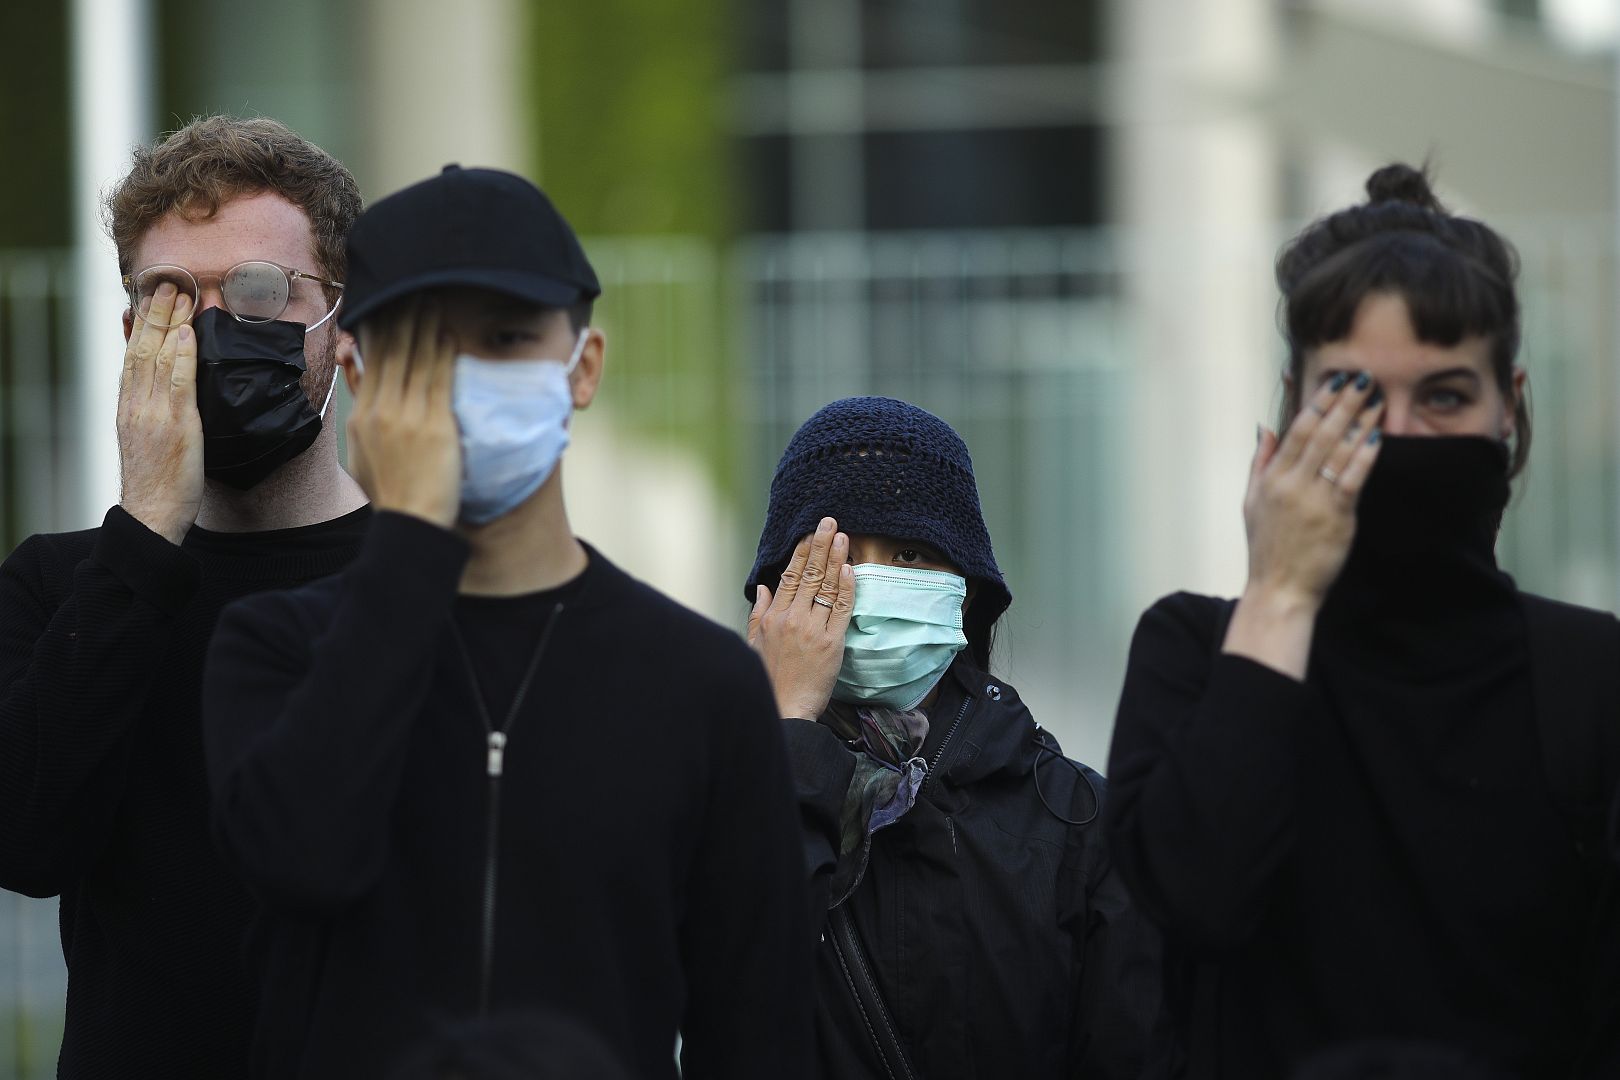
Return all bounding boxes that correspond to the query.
[1106,550,1620,1079]
[0,504,369,1078]
[202,511,815,1080]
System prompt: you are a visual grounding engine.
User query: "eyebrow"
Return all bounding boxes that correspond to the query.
[1417,367,1482,384]
[1317,366,1483,384]
[482,300,548,319]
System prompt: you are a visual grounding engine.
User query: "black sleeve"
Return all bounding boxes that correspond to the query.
[1060,770,1163,1080]
[203,511,468,913]
[1104,593,1313,953]
[677,654,817,1080]
[0,507,201,897]
[778,716,857,923]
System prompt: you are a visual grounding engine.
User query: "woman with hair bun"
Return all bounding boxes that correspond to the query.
[1105,165,1620,1079]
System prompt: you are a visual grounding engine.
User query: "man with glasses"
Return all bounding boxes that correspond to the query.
[0,116,368,1076]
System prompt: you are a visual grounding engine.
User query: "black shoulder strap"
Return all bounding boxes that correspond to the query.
[1519,593,1620,867]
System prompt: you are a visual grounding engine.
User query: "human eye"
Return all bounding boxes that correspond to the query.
[1424,386,1471,411]
[488,328,541,351]
[894,544,944,567]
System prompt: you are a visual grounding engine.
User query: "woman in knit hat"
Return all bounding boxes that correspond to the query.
[745,396,1161,1080]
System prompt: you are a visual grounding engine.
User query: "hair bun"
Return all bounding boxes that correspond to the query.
[1364,163,1444,212]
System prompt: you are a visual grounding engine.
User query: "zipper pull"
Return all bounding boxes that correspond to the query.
[486,731,507,778]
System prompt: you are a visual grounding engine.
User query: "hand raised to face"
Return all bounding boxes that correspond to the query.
[345,297,463,529]
[1244,371,1386,611]
[747,517,856,720]
[118,283,203,545]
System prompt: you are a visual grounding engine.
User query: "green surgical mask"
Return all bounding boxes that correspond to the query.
[834,565,969,711]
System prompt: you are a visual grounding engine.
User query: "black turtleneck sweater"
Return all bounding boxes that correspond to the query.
[0,504,370,1078]
[1105,438,1620,1080]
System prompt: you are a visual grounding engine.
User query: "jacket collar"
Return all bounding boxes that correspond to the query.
[926,656,1046,788]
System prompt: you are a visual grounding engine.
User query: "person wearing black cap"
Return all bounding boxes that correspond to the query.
[201,165,814,1079]
[744,396,1162,1080]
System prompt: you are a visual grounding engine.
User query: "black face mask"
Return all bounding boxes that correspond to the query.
[193,307,327,490]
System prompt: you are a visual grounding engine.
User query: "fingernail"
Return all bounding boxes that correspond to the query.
[818,517,834,532]
[1366,386,1384,408]
[178,326,191,341]
[1368,427,1381,445]
[1329,373,1349,392]
[1354,371,1370,391]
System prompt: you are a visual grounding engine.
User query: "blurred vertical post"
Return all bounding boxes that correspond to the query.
[355,0,532,196]
[71,0,152,527]
[1112,0,1278,607]
[787,0,864,230]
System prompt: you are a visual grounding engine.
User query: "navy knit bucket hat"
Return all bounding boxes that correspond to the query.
[746,397,1011,662]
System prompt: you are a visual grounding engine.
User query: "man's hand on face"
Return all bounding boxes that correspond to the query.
[347,297,462,529]
[118,282,204,546]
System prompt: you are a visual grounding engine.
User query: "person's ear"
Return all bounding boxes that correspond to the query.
[570,328,605,411]
[336,334,362,396]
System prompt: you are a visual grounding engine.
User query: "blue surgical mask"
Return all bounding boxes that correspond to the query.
[349,330,588,524]
[834,564,969,711]
[452,329,589,525]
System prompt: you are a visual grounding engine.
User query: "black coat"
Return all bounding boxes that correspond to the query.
[1106,590,1620,1080]
[203,514,815,1079]
[785,657,1162,1079]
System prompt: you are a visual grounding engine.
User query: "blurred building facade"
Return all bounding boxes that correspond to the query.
[3,0,1620,1070]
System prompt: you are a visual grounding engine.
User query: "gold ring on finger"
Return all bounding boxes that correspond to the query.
[812,595,834,608]
[1319,466,1340,483]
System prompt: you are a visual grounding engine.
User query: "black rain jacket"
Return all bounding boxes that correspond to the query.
[784,656,1164,1079]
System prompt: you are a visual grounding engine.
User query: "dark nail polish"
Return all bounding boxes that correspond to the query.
[1367,386,1384,408]
[1368,427,1382,445]
[1329,373,1349,392]
[1354,371,1371,391]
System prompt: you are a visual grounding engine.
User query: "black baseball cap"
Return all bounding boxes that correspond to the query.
[337,164,601,331]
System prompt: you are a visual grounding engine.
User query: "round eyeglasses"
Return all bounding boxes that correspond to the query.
[122,261,344,331]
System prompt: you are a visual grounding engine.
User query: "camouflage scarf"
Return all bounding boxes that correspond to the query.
[819,701,930,907]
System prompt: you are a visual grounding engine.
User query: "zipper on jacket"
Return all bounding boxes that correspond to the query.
[923,694,974,794]
[480,762,503,1015]
[454,603,564,1016]
[829,905,918,1080]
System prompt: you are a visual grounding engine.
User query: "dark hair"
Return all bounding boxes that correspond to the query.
[1275,163,1530,477]
[106,115,361,305]
[566,299,594,334]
